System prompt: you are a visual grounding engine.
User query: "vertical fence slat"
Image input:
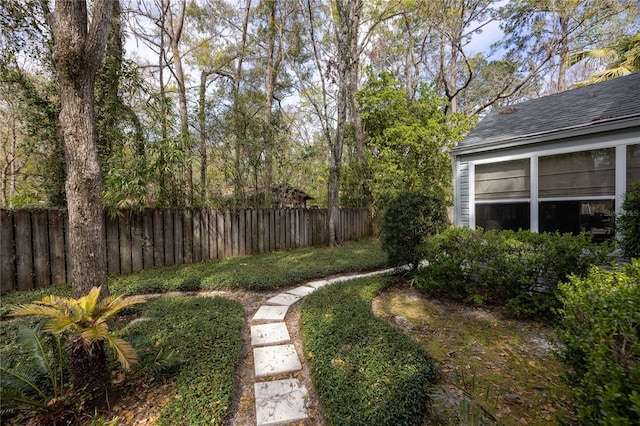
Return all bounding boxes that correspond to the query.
[142,210,154,269]
[119,212,132,274]
[48,210,66,285]
[164,209,176,265]
[106,214,120,275]
[131,211,143,273]
[153,209,164,267]
[201,209,209,261]
[238,209,245,256]
[1,210,15,292]
[184,209,194,264]
[193,209,202,262]
[171,209,181,265]
[14,210,33,291]
[32,211,50,288]
[224,209,233,257]
[216,210,224,259]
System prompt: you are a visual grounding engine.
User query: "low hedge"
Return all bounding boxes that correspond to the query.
[417,228,612,319]
[556,260,640,425]
[301,277,437,425]
[118,296,244,425]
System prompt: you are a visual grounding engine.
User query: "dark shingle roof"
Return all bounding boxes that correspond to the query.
[452,72,640,154]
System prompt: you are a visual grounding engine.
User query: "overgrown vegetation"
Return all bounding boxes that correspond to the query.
[5,288,144,414]
[118,296,244,425]
[556,260,640,425]
[1,296,243,425]
[380,190,448,270]
[416,228,612,319]
[0,239,386,316]
[301,277,437,425]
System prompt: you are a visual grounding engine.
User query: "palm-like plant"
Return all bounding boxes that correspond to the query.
[570,31,640,87]
[9,287,144,407]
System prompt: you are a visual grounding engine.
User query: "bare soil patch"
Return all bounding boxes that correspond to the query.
[372,285,577,425]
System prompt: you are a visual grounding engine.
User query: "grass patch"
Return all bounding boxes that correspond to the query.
[375,287,576,425]
[301,277,437,426]
[0,239,386,317]
[118,296,244,425]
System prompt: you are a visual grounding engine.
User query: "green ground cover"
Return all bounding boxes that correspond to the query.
[0,238,386,316]
[301,276,437,426]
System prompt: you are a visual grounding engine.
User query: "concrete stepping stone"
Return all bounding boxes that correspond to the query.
[254,344,302,377]
[251,323,291,347]
[266,293,302,306]
[306,279,330,289]
[286,286,315,297]
[253,305,289,323]
[255,379,308,425]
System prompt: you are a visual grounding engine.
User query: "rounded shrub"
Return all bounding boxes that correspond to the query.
[380,190,447,270]
[616,182,640,259]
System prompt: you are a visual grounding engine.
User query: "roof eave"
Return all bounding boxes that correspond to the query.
[450,114,640,157]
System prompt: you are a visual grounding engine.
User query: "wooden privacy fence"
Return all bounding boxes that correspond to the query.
[0,208,371,293]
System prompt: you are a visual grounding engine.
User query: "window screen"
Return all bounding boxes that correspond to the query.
[539,148,615,198]
[475,159,530,200]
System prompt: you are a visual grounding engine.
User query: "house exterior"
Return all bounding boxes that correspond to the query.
[450,72,640,239]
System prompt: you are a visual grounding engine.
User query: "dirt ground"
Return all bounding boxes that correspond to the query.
[372,285,577,425]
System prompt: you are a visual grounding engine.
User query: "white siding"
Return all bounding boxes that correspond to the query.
[458,162,470,227]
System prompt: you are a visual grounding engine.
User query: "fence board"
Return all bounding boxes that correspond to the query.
[142,210,154,269]
[216,210,224,259]
[1,210,15,292]
[48,210,66,284]
[106,215,120,275]
[131,212,143,272]
[238,209,246,256]
[201,209,209,261]
[119,213,132,274]
[14,210,33,290]
[193,209,202,262]
[153,210,164,266]
[32,211,50,287]
[171,209,180,265]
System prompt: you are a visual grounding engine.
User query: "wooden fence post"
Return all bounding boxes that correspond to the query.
[0,210,15,292]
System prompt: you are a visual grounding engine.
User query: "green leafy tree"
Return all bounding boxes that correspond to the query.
[10,287,144,409]
[358,71,474,215]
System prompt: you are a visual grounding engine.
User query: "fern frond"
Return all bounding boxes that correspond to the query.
[0,363,49,402]
[16,326,50,376]
[10,304,65,319]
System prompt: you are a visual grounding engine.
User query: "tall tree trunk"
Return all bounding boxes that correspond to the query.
[232,0,252,204]
[50,0,113,299]
[263,0,277,208]
[199,70,211,201]
[329,0,361,246]
[166,0,191,205]
[557,15,570,92]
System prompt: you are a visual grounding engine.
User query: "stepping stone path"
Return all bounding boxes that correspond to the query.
[249,268,397,425]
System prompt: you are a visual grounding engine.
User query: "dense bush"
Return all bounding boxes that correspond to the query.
[615,182,640,259]
[301,277,437,425]
[556,260,640,425]
[380,190,447,270]
[417,228,612,318]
